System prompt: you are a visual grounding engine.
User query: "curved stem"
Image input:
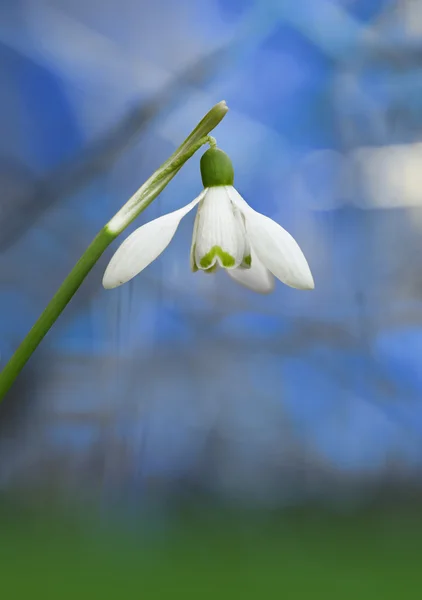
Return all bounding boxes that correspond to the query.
[0,101,228,402]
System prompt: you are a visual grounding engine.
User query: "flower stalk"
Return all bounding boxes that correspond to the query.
[0,101,229,402]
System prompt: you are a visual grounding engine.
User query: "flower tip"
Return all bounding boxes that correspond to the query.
[102,269,123,290]
[102,276,116,290]
[301,272,315,291]
[288,265,315,291]
[216,100,228,113]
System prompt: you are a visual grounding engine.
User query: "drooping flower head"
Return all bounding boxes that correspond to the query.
[103,146,314,294]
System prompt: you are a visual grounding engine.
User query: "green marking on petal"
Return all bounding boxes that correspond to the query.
[204,263,219,274]
[199,245,235,269]
[243,254,251,267]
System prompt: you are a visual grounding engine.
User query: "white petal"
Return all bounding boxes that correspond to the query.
[227,187,314,290]
[227,250,275,294]
[194,187,246,270]
[189,201,202,272]
[232,202,252,267]
[103,192,205,289]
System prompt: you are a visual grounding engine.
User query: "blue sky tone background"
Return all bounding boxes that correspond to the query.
[1,0,422,510]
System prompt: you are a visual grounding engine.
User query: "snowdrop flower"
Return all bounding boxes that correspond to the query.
[103,148,314,294]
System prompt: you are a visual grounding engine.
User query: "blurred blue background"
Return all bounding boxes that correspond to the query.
[1,0,422,596]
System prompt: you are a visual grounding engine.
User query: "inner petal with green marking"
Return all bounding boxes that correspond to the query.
[199,245,236,269]
[192,186,247,272]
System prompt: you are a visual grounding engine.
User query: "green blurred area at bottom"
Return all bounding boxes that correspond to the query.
[0,503,421,599]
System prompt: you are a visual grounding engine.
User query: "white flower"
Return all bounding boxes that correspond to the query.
[102,184,314,294]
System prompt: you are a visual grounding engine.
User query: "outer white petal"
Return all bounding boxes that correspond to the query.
[103,191,205,288]
[227,187,314,290]
[227,250,275,294]
[189,200,202,272]
[194,187,246,270]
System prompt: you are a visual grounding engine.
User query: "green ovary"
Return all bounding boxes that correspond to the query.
[199,246,236,269]
[200,148,234,188]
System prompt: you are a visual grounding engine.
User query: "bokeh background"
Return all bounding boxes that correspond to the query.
[1,0,422,597]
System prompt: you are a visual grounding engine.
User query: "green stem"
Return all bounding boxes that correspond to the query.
[0,229,113,399]
[0,101,228,402]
